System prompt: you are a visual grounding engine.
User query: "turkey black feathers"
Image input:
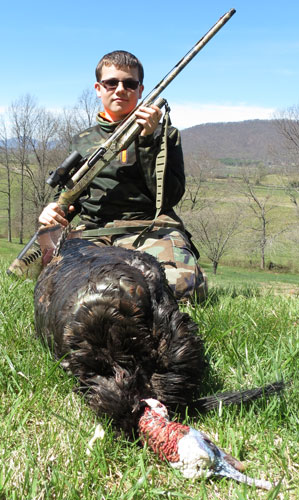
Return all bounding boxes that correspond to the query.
[34,239,206,433]
[34,238,285,489]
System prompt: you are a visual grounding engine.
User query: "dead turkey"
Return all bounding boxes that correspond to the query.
[34,238,282,489]
[34,238,207,433]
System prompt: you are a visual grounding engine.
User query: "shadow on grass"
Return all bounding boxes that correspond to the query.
[204,284,261,306]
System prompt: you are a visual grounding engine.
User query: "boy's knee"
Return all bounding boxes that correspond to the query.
[113,227,208,302]
[165,263,208,302]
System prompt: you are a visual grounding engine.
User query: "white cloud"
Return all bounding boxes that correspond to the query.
[169,102,276,130]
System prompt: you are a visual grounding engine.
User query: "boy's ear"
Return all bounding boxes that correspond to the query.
[94,82,101,98]
[138,84,144,99]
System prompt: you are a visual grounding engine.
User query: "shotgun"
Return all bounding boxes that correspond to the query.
[7,8,236,276]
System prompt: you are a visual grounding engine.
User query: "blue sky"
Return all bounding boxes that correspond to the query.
[1,0,298,129]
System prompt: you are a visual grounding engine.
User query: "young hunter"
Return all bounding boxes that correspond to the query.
[39,50,207,301]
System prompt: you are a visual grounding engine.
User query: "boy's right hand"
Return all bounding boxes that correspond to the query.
[39,202,74,227]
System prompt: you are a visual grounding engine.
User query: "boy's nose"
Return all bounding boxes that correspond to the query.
[115,82,126,92]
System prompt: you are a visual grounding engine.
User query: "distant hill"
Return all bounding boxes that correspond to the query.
[181,119,286,164]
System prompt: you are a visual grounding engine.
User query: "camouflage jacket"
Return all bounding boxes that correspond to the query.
[67,114,185,228]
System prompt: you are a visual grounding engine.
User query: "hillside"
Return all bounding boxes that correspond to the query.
[181,119,286,164]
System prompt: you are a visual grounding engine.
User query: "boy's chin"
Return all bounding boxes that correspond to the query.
[112,106,134,121]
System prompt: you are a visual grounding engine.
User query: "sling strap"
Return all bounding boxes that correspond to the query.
[133,102,171,247]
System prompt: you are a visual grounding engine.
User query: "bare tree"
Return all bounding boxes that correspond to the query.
[177,174,205,214]
[0,118,13,241]
[7,95,64,234]
[57,88,99,152]
[274,106,299,215]
[74,88,99,129]
[252,162,269,186]
[26,107,60,225]
[239,175,289,270]
[177,162,224,215]
[183,203,243,274]
[274,105,299,158]
[0,89,99,241]
[9,94,36,243]
[57,108,78,152]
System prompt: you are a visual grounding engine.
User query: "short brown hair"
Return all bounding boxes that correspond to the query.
[95,50,144,84]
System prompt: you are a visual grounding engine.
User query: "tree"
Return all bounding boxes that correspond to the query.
[274,105,299,158]
[177,174,205,213]
[8,95,64,235]
[252,162,269,186]
[0,89,99,242]
[177,168,223,216]
[9,94,36,243]
[25,106,61,225]
[274,106,299,216]
[74,88,99,129]
[0,118,13,241]
[58,88,99,151]
[239,175,289,270]
[183,204,242,274]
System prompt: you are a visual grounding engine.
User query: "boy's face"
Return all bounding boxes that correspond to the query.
[95,64,144,121]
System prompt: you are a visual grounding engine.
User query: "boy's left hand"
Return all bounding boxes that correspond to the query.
[135,105,162,136]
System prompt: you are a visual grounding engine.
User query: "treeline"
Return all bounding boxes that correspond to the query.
[0,90,99,243]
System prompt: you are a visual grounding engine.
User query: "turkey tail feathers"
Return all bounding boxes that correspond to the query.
[193,381,285,411]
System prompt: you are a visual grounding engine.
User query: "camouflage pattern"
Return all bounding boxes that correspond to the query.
[69,114,185,225]
[83,214,207,302]
[114,229,207,301]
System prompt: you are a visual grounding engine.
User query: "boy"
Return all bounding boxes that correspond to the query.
[39,51,207,301]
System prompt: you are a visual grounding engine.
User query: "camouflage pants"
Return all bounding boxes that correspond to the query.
[84,215,207,301]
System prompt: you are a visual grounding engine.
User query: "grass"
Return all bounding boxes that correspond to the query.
[0,253,298,500]
[0,239,24,258]
[200,260,299,296]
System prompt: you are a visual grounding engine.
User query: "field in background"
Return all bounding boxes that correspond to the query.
[200,260,299,296]
[178,172,299,275]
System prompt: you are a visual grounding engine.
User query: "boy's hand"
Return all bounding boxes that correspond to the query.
[39,202,75,227]
[135,105,162,136]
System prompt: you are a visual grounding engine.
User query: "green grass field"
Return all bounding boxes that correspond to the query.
[0,249,298,499]
[201,260,299,296]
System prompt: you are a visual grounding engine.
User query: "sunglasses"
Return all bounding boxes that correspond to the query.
[99,79,140,91]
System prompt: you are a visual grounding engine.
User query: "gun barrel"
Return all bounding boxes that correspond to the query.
[143,9,236,104]
[111,9,236,140]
